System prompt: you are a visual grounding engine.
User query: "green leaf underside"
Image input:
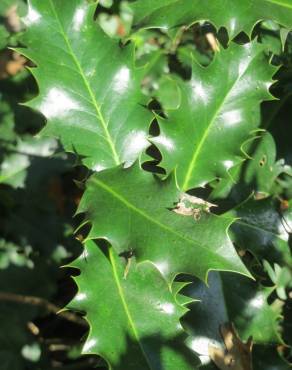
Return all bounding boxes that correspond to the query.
[78,164,250,282]
[69,240,199,370]
[130,0,292,38]
[21,0,152,170]
[152,41,276,190]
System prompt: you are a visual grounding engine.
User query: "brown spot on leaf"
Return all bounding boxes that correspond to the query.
[173,193,216,220]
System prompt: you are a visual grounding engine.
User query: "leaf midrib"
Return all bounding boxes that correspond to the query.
[91,177,229,258]
[264,0,292,9]
[182,47,263,190]
[48,0,120,165]
[109,248,154,370]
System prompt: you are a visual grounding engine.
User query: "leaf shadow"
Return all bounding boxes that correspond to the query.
[95,332,200,370]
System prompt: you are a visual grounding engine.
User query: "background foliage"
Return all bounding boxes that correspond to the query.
[0,1,291,369]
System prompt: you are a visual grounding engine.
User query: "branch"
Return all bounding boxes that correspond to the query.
[0,292,86,327]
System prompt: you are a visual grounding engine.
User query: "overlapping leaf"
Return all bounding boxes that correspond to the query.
[69,240,199,370]
[152,41,276,191]
[210,131,289,201]
[20,0,152,170]
[17,2,292,369]
[228,197,292,265]
[130,0,292,38]
[181,272,283,366]
[78,164,250,283]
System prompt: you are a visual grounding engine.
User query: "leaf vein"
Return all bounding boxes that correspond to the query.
[48,0,120,165]
[109,248,154,370]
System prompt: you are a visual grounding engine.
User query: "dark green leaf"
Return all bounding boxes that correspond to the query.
[130,0,292,39]
[78,164,250,282]
[210,131,288,201]
[228,197,292,265]
[21,0,152,170]
[181,272,283,366]
[69,240,199,370]
[152,41,276,190]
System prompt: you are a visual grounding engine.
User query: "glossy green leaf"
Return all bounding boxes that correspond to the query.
[181,272,283,366]
[21,0,152,170]
[210,131,288,201]
[78,164,250,282]
[130,0,292,38]
[228,197,292,265]
[69,240,199,370]
[152,41,276,190]
[13,1,292,367]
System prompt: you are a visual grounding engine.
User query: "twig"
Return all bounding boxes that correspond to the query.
[49,357,103,370]
[0,292,86,327]
[27,321,40,335]
[49,343,71,352]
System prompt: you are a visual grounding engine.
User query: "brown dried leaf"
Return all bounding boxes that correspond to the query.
[209,323,253,370]
[0,50,26,79]
[5,5,21,33]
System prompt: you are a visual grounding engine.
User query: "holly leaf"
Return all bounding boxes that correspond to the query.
[20,0,152,170]
[78,164,250,282]
[152,41,276,190]
[181,272,283,367]
[210,131,288,201]
[69,240,199,370]
[228,197,292,265]
[130,0,292,39]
